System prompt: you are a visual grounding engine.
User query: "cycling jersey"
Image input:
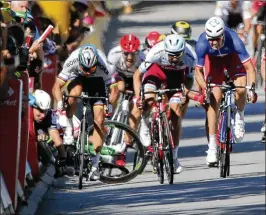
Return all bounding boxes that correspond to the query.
[196,27,250,68]
[139,40,197,78]
[58,47,115,86]
[34,110,71,135]
[107,45,145,78]
[214,1,252,29]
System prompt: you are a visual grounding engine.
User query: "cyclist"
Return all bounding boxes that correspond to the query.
[251,0,266,57]
[29,90,72,176]
[214,0,252,44]
[195,17,257,165]
[171,20,197,49]
[141,31,161,55]
[52,44,118,180]
[260,51,266,143]
[127,34,202,174]
[108,34,145,93]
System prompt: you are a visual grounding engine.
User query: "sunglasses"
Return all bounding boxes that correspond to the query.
[206,35,224,41]
[167,51,183,58]
[37,108,48,116]
[81,65,97,73]
[123,51,138,56]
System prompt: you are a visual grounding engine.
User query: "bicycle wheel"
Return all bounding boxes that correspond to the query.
[87,120,145,184]
[219,144,226,178]
[162,114,174,184]
[151,116,164,184]
[78,119,86,189]
[256,36,265,87]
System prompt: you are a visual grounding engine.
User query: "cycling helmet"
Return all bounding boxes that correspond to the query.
[171,21,192,40]
[145,31,160,48]
[78,44,98,69]
[33,90,51,110]
[120,34,140,52]
[164,34,185,54]
[205,16,225,38]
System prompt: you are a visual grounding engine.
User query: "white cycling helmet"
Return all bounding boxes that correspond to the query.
[205,16,225,38]
[78,44,98,69]
[164,34,185,54]
[33,90,51,111]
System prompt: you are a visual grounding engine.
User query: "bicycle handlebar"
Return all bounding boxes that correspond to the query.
[143,88,183,95]
[62,92,107,100]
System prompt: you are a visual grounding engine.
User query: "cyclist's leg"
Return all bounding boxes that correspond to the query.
[205,55,223,163]
[227,52,247,142]
[66,78,83,118]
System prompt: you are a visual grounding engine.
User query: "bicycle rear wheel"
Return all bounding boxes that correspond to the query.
[162,114,174,184]
[78,119,86,189]
[87,120,145,184]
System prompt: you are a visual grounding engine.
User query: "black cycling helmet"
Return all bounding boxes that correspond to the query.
[171,21,192,40]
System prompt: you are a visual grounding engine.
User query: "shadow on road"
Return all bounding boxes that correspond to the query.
[59,173,265,215]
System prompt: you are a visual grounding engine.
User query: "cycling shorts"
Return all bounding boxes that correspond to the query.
[204,52,247,84]
[66,76,107,107]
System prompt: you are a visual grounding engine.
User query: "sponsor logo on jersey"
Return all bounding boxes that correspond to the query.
[66,58,79,67]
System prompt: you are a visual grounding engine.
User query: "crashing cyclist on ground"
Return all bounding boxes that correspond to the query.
[195,16,257,166]
[214,0,253,45]
[126,34,202,174]
[29,89,73,177]
[52,44,119,181]
[171,20,197,49]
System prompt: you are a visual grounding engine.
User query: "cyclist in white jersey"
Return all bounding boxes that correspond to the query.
[107,34,145,92]
[126,34,202,174]
[214,0,252,44]
[52,44,118,180]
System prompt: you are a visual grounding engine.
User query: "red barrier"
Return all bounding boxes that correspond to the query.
[42,54,57,98]
[0,79,22,209]
[27,77,40,180]
[18,72,29,189]
[27,107,40,180]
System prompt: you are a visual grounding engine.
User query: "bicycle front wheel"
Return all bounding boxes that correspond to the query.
[87,120,146,184]
[78,119,86,189]
[162,114,174,184]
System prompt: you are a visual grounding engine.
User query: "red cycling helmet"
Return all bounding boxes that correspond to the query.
[120,34,140,52]
[145,31,160,48]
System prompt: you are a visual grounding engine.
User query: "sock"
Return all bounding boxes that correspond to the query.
[172,146,178,159]
[235,110,244,121]
[92,153,100,168]
[209,134,217,149]
[56,144,67,159]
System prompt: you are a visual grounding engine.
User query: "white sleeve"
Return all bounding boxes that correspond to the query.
[58,50,79,81]
[107,47,120,75]
[138,44,162,73]
[242,1,252,20]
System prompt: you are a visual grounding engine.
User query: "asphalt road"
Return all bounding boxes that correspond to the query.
[37,2,265,215]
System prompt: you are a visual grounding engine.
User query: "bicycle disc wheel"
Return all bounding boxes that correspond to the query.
[162,114,174,184]
[87,120,145,184]
[78,119,86,189]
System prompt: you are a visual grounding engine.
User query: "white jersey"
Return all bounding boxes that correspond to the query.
[139,40,197,78]
[214,1,252,20]
[107,46,145,78]
[58,47,115,86]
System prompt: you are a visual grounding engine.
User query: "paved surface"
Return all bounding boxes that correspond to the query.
[37,2,265,215]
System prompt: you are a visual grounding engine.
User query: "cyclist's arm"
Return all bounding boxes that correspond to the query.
[109,83,119,105]
[194,37,207,90]
[133,68,143,98]
[242,1,252,34]
[233,33,256,86]
[52,78,65,103]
